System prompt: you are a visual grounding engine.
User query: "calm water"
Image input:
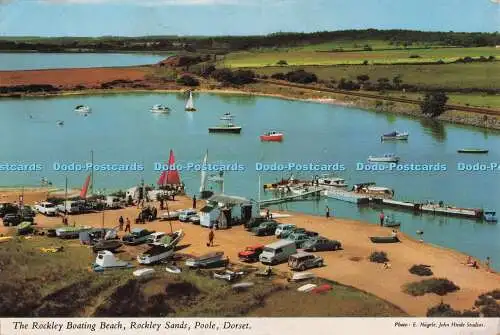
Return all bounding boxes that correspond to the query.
[0,93,499,269]
[0,53,166,70]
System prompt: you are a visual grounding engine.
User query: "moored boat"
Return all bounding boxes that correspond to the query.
[260,131,283,142]
[483,211,497,223]
[75,105,91,113]
[314,175,347,189]
[457,148,489,154]
[220,112,233,121]
[381,131,408,141]
[150,104,170,113]
[209,123,242,134]
[368,154,399,163]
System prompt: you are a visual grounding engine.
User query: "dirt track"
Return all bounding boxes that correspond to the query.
[2,190,498,317]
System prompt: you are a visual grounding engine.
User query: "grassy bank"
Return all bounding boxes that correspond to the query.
[0,237,406,317]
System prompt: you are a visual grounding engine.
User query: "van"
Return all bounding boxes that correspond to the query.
[259,240,297,265]
[106,196,125,209]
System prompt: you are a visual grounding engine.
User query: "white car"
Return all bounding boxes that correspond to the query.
[179,209,197,222]
[159,209,182,221]
[35,201,58,216]
[275,223,296,238]
[147,232,166,245]
[56,200,83,214]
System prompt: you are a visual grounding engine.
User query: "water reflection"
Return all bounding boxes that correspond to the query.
[420,118,447,142]
[216,94,257,106]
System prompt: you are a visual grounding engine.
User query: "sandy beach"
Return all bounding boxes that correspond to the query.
[2,189,498,316]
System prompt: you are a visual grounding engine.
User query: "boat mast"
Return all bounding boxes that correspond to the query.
[90,150,94,195]
[258,174,261,210]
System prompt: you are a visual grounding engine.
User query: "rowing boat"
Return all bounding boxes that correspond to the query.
[457,148,488,154]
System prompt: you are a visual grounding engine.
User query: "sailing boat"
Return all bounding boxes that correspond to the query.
[157,150,182,188]
[185,91,197,112]
[199,150,213,199]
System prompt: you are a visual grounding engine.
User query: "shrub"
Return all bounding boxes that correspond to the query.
[369,251,388,263]
[362,60,369,65]
[409,55,421,58]
[276,60,288,65]
[231,70,256,85]
[420,92,449,118]
[481,303,500,317]
[285,69,317,84]
[403,278,460,296]
[409,264,433,276]
[426,303,461,317]
[201,65,216,78]
[270,72,286,80]
[461,309,480,317]
[176,74,199,87]
[338,78,360,90]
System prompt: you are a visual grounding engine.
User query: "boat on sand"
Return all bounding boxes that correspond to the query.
[370,236,400,243]
[289,272,315,282]
[92,250,133,272]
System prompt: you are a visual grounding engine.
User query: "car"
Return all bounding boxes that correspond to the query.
[302,237,342,252]
[2,213,34,226]
[279,227,318,239]
[19,206,36,218]
[286,232,311,248]
[288,252,324,271]
[244,217,274,231]
[275,223,296,238]
[259,240,297,265]
[122,228,155,245]
[56,200,84,215]
[238,244,265,262]
[252,221,278,236]
[185,251,229,269]
[147,232,166,245]
[159,209,182,221]
[189,215,200,224]
[179,209,197,222]
[34,202,57,216]
[0,203,19,218]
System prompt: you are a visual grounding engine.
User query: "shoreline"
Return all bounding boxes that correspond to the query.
[1,191,498,316]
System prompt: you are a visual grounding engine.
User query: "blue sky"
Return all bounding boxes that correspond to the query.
[0,0,498,36]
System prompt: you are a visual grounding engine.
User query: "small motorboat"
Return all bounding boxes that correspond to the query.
[165,264,182,274]
[133,268,155,278]
[213,270,244,282]
[137,245,174,265]
[92,239,123,253]
[457,148,489,154]
[56,120,64,126]
[75,105,91,113]
[150,104,170,113]
[220,112,233,121]
[92,250,133,272]
[231,282,254,290]
[484,211,498,223]
[260,131,283,142]
[209,113,242,133]
[311,284,333,294]
[290,272,315,282]
[297,284,317,292]
[381,131,408,141]
[368,154,399,163]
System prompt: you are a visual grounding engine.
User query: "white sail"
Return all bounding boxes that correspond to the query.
[185,91,195,110]
[199,150,208,193]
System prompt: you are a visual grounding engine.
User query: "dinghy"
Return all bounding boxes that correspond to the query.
[213,270,244,282]
[56,226,92,239]
[133,268,155,278]
[156,229,184,248]
[17,221,34,235]
[457,148,489,154]
[370,236,400,243]
[290,272,315,282]
[165,264,181,274]
[92,239,123,253]
[232,282,254,290]
[137,245,174,265]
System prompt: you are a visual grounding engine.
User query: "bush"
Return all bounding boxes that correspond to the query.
[426,303,461,317]
[338,78,360,90]
[420,92,449,118]
[176,74,199,87]
[276,60,288,65]
[285,69,317,84]
[270,72,286,80]
[362,60,369,65]
[409,264,433,276]
[403,278,460,296]
[409,55,421,58]
[481,303,500,317]
[369,251,388,263]
[201,65,216,78]
[231,70,256,85]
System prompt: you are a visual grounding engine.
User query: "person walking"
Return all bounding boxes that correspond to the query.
[125,218,131,233]
[379,210,385,226]
[118,216,124,231]
[266,208,270,220]
[325,206,330,219]
[486,257,491,272]
[207,228,214,247]
[192,195,197,209]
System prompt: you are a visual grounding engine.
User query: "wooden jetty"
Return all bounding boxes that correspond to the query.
[374,199,484,219]
[258,187,323,206]
[324,189,370,204]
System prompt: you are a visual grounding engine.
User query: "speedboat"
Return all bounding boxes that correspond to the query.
[368,154,399,163]
[56,120,64,126]
[381,131,408,141]
[260,131,283,142]
[457,148,489,154]
[484,211,498,223]
[150,104,170,113]
[208,123,242,134]
[315,175,347,189]
[75,105,91,113]
[220,112,233,121]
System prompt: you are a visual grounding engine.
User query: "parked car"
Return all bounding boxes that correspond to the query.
[179,209,197,222]
[279,227,318,239]
[238,244,264,262]
[56,200,84,215]
[159,209,182,221]
[286,232,311,248]
[20,205,36,218]
[259,240,297,265]
[288,252,324,271]
[189,215,200,224]
[147,232,166,245]
[0,203,19,218]
[252,221,278,236]
[122,228,155,245]
[185,251,229,269]
[104,196,125,209]
[275,223,296,238]
[2,213,34,226]
[34,202,57,216]
[244,217,274,231]
[302,237,342,252]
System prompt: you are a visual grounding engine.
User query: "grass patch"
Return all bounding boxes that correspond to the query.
[403,278,460,296]
[409,264,433,276]
[369,251,389,263]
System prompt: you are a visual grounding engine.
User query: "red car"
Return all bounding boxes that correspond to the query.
[238,244,265,262]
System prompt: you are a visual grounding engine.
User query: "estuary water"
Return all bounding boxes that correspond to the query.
[0,92,499,269]
[0,53,165,70]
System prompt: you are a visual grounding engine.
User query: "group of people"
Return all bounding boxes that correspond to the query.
[466,256,491,272]
[118,216,131,232]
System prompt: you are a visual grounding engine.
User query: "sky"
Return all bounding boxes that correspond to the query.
[0,0,498,37]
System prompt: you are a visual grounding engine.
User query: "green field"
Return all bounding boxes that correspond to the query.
[251,62,500,91]
[221,47,500,67]
[285,40,445,52]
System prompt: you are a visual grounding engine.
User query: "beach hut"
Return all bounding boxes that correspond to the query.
[205,194,256,228]
[200,204,220,228]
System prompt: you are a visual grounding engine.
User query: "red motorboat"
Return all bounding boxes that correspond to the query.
[260,131,283,142]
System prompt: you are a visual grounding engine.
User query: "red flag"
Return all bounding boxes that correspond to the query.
[80,174,91,198]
